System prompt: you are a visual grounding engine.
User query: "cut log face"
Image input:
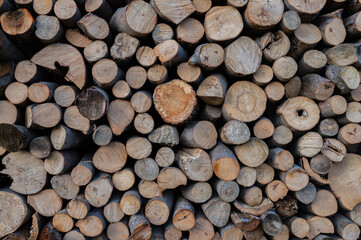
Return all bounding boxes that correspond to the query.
[93,141,127,173]
[154,80,196,125]
[244,0,284,30]
[204,6,243,42]
[222,81,267,122]
[31,43,87,89]
[27,189,63,217]
[151,0,195,25]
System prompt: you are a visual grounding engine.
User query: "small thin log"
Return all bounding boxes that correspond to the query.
[66,194,90,220]
[76,209,107,237]
[84,173,113,208]
[152,23,174,45]
[50,173,79,200]
[177,18,204,47]
[113,168,135,192]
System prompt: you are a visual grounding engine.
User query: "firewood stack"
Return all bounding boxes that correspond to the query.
[1,0,361,239]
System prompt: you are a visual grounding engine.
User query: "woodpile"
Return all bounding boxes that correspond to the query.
[1,0,361,239]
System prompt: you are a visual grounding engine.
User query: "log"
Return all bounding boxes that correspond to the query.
[175,148,213,181]
[28,82,58,103]
[134,158,159,181]
[109,0,156,38]
[272,224,289,240]
[201,196,231,228]
[76,86,109,121]
[305,215,335,239]
[252,64,274,86]
[125,66,147,90]
[63,229,86,240]
[110,33,139,64]
[51,173,79,200]
[199,104,221,123]
[33,0,54,15]
[337,123,361,152]
[106,221,129,240]
[150,0,195,25]
[152,23,174,45]
[65,28,93,48]
[284,76,302,99]
[76,209,107,237]
[301,156,330,185]
[319,95,347,118]
[153,80,196,125]
[196,74,226,106]
[54,85,78,108]
[260,210,283,236]
[129,213,152,240]
[294,131,323,157]
[70,155,95,186]
[331,213,360,240]
[54,0,81,27]
[316,9,346,46]
[136,46,157,68]
[257,31,291,62]
[25,103,62,129]
[189,214,214,240]
[35,15,63,44]
[204,6,243,42]
[14,60,43,84]
[254,117,275,139]
[154,40,187,67]
[1,151,46,194]
[220,223,243,240]
[234,198,274,216]
[285,217,309,239]
[39,222,62,240]
[92,59,123,89]
[284,0,326,22]
[31,43,87,89]
[265,82,285,102]
[234,138,269,167]
[276,96,320,132]
[280,11,301,34]
[50,124,84,150]
[164,222,181,240]
[29,136,51,159]
[243,226,264,240]
[231,211,260,232]
[329,153,361,210]
[5,82,28,105]
[0,189,31,238]
[180,121,217,149]
[64,106,93,135]
[176,18,204,47]
[27,189,62,217]
[321,138,346,162]
[224,37,262,76]
[148,125,179,147]
[345,11,361,39]
[113,168,135,192]
[310,154,332,175]
[92,125,112,146]
[0,124,36,152]
[209,142,240,181]
[279,165,309,191]
[0,100,19,125]
[77,13,111,44]
[145,191,174,225]
[268,125,293,147]
[300,74,335,101]
[318,118,339,137]
[176,63,203,87]
[222,81,266,122]
[104,194,123,222]
[236,166,257,187]
[180,181,212,204]
[84,0,113,20]
[324,43,360,67]
[157,167,187,189]
[112,80,131,99]
[84,40,108,64]
[155,147,174,167]
[255,163,275,185]
[219,119,250,145]
[289,23,322,58]
[44,149,80,175]
[131,91,152,113]
[306,189,338,217]
[107,99,134,136]
[272,56,297,82]
[213,179,239,203]
[126,137,152,160]
[148,64,168,85]
[265,180,288,202]
[120,190,142,216]
[189,43,224,71]
[298,50,327,76]
[66,194,90,220]
[268,148,294,171]
[52,209,73,233]
[84,173,113,207]
[325,65,360,93]
[93,141,127,173]
[138,180,163,199]
[0,29,24,62]
[239,186,262,207]
[338,101,361,124]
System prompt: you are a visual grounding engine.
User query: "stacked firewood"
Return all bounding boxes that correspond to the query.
[1,0,361,239]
